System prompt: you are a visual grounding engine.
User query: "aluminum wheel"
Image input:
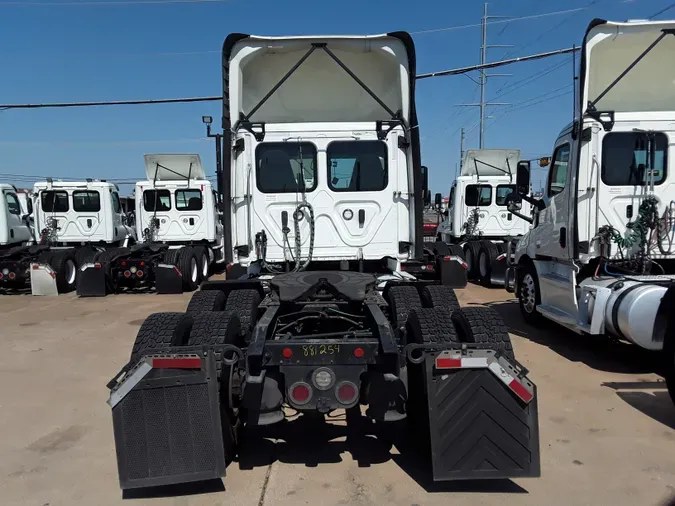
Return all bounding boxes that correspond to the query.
[201,253,209,279]
[521,273,537,313]
[65,259,77,286]
[190,258,198,283]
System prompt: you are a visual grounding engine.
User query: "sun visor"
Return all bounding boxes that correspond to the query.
[227,35,411,124]
[584,20,675,114]
[143,154,205,181]
[460,149,521,178]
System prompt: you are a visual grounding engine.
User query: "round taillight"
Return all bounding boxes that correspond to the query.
[136,270,144,278]
[8,272,16,280]
[123,270,131,278]
[140,261,145,267]
[282,348,293,359]
[336,382,358,405]
[0,273,3,280]
[289,382,312,405]
[353,347,365,358]
[121,261,127,267]
[427,264,435,271]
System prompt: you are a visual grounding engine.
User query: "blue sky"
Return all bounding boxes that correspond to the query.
[0,0,671,194]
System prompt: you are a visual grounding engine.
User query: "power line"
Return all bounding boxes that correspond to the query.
[0,96,220,110]
[409,7,586,35]
[649,2,675,18]
[0,0,231,5]
[490,57,573,101]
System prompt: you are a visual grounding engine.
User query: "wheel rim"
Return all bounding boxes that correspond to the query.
[479,251,488,277]
[65,259,77,285]
[521,273,536,313]
[201,254,209,278]
[191,258,198,283]
[465,249,472,271]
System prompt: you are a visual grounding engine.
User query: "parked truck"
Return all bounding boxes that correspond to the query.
[504,19,675,400]
[436,149,532,286]
[107,31,539,491]
[77,154,226,296]
[0,180,135,295]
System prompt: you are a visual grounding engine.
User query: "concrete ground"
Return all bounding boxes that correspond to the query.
[1,284,675,506]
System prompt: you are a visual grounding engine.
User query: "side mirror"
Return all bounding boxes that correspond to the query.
[516,161,531,196]
[423,190,431,206]
[421,165,429,193]
[434,192,442,209]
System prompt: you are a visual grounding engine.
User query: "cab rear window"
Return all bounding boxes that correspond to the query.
[41,191,69,212]
[176,189,202,211]
[143,190,171,211]
[73,191,101,212]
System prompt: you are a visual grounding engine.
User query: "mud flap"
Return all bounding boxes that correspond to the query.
[29,263,59,296]
[155,264,183,294]
[76,264,108,297]
[423,351,540,480]
[438,256,468,288]
[108,351,225,489]
[489,257,507,286]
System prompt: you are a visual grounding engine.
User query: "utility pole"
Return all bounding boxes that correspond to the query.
[457,3,512,148]
[460,127,465,171]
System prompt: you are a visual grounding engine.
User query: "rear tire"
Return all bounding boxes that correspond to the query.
[477,240,499,287]
[177,247,199,292]
[224,289,262,339]
[49,249,78,293]
[186,289,227,313]
[130,312,193,363]
[463,241,481,279]
[420,285,460,314]
[193,246,210,281]
[387,286,422,343]
[451,306,515,361]
[188,311,243,464]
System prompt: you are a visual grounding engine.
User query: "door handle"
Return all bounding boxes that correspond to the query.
[559,227,567,248]
[358,209,365,229]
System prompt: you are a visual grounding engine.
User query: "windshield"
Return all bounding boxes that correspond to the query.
[602,132,668,186]
[256,142,317,193]
[327,141,388,192]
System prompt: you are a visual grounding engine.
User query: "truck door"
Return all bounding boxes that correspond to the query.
[2,191,31,242]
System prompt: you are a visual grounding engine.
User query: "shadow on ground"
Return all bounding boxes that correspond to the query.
[472,299,662,376]
[602,380,675,430]
[236,413,527,495]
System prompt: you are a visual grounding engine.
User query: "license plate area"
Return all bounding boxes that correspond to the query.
[265,339,379,365]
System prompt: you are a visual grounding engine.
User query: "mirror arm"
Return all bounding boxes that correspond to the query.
[521,194,546,211]
[510,210,533,224]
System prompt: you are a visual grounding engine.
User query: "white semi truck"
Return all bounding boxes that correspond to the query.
[436,149,532,286]
[504,19,675,401]
[0,180,135,295]
[77,154,226,296]
[107,31,539,492]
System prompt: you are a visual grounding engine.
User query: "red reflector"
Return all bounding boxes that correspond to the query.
[32,264,40,270]
[497,253,507,261]
[442,255,452,262]
[140,261,145,267]
[173,266,182,276]
[426,264,434,271]
[0,273,3,280]
[94,263,102,269]
[124,270,131,278]
[121,261,127,267]
[226,263,233,271]
[291,384,310,403]
[436,357,462,369]
[137,270,144,278]
[353,347,364,358]
[152,358,201,369]
[401,265,406,271]
[336,383,358,404]
[282,347,293,359]
[508,379,533,402]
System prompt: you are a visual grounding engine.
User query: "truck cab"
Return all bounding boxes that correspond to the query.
[507,19,675,345]
[0,184,33,246]
[33,180,135,247]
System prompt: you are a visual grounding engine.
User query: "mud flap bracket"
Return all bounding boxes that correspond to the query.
[155,264,183,294]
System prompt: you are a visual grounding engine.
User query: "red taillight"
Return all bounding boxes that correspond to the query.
[353,347,364,358]
[121,261,127,267]
[289,382,312,405]
[426,264,434,271]
[140,261,145,267]
[136,270,144,278]
[282,347,293,358]
[8,272,16,280]
[336,382,358,405]
[124,270,131,278]
[152,358,201,369]
[0,273,4,280]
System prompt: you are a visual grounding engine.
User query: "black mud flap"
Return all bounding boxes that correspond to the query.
[76,265,108,297]
[438,256,467,288]
[423,354,540,481]
[155,265,183,294]
[488,257,507,286]
[109,352,225,490]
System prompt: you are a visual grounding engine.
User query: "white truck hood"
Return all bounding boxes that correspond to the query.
[225,34,412,124]
[143,154,205,181]
[582,19,675,114]
[460,149,520,178]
